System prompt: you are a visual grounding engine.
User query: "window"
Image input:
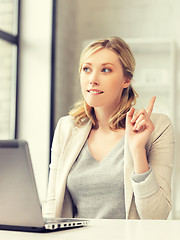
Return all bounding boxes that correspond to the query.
[0,0,20,139]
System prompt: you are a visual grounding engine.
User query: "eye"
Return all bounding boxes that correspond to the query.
[102,68,112,73]
[83,67,91,73]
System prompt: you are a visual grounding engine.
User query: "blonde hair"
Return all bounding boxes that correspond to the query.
[69,36,138,130]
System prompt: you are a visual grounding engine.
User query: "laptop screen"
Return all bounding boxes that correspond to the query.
[0,140,44,228]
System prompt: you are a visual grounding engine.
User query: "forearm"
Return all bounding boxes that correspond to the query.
[131,147,149,174]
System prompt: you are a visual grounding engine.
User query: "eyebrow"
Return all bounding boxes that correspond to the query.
[83,62,115,67]
[102,63,115,66]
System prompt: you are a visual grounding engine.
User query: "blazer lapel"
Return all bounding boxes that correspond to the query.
[124,133,134,219]
[62,121,92,175]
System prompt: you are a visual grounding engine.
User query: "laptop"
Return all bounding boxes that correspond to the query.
[0,140,89,232]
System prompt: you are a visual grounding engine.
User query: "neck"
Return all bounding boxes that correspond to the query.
[93,107,115,133]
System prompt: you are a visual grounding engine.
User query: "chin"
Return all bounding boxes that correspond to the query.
[86,101,105,108]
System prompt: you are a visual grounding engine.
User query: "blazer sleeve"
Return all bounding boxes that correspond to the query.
[131,114,175,219]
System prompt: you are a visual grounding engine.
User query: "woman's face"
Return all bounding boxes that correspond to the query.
[80,48,130,111]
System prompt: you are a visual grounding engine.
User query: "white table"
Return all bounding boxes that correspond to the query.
[0,219,180,240]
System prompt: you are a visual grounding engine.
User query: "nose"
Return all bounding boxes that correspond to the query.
[90,80,99,86]
[89,72,100,86]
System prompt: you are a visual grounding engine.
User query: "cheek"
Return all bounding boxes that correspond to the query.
[109,77,124,90]
[109,78,125,97]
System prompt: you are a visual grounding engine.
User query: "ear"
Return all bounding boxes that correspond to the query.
[123,78,131,88]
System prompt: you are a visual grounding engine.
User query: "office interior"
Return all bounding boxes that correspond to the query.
[0,0,180,220]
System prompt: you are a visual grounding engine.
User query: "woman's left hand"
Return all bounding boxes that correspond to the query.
[126,96,156,154]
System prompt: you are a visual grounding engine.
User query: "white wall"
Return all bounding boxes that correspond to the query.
[17,0,52,202]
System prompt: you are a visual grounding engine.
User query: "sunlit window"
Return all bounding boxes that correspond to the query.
[0,0,19,139]
[0,0,18,34]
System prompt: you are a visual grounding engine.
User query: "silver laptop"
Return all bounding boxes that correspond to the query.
[0,140,88,232]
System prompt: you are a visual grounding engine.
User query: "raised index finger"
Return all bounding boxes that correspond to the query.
[146,96,156,116]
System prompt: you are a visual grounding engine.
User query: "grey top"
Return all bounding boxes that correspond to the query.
[67,137,151,219]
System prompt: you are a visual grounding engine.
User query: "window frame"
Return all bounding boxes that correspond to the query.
[0,0,20,139]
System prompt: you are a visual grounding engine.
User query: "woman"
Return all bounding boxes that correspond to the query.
[44,37,174,219]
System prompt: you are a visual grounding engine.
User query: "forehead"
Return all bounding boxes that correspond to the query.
[83,48,121,65]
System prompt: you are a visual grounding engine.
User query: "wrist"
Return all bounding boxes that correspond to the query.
[131,145,146,157]
[131,147,149,174]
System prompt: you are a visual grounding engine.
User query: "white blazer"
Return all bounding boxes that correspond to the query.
[43,113,175,219]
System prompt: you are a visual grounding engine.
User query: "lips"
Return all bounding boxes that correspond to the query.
[87,89,104,94]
